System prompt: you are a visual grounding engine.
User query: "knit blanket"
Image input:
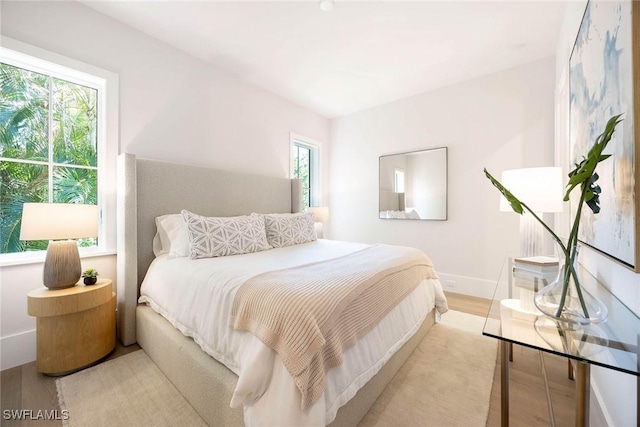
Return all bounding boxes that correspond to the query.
[230,244,438,410]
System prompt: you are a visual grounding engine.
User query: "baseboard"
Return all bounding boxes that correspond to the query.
[438,273,502,300]
[1,330,36,371]
[590,382,610,427]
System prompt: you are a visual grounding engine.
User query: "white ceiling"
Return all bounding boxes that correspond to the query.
[83,1,567,119]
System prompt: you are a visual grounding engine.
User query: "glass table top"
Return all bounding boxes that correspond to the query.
[482,257,640,377]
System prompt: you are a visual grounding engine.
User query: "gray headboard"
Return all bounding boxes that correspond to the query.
[116,153,302,345]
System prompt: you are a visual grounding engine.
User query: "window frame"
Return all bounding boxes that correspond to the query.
[0,37,118,266]
[290,133,320,210]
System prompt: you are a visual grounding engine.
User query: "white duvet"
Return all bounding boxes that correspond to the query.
[139,239,448,426]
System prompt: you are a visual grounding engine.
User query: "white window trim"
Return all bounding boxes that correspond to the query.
[290,133,321,208]
[0,37,119,266]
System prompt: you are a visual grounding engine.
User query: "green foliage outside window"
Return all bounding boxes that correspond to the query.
[292,143,311,210]
[1,62,98,254]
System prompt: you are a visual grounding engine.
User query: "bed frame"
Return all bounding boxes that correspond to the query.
[116,153,436,426]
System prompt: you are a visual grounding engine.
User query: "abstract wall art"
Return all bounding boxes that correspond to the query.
[569,0,640,271]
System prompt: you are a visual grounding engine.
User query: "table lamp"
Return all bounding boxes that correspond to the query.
[307,206,329,239]
[20,203,99,289]
[500,167,563,257]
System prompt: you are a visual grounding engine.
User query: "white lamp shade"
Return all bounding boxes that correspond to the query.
[20,203,99,240]
[499,167,563,213]
[308,206,329,223]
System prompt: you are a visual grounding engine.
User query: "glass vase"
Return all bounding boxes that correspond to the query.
[534,245,608,325]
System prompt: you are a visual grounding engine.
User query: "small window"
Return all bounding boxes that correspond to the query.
[394,168,405,193]
[291,135,319,210]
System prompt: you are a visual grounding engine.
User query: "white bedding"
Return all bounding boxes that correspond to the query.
[139,239,448,426]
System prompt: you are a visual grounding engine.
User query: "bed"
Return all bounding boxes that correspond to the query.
[116,153,447,426]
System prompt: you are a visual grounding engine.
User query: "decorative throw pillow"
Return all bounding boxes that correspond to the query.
[263,212,317,248]
[181,210,272,259]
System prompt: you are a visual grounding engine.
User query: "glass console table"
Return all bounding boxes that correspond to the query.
[482,257,639,427]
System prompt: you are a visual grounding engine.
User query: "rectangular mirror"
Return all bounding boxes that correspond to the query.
[379,147,447,220]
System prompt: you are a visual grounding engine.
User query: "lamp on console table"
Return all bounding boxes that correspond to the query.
[500,167,563,257]
[20,203,99,290]
[307,206,329,239]
[499,167,563,320]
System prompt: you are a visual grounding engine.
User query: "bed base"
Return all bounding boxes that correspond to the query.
[137,304,436,426]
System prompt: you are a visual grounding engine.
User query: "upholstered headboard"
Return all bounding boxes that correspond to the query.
[379,190,403,212]
[116,153,302,345]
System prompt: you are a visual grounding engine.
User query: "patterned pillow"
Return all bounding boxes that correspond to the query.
[263,213,317,248]
[181,210,272,259]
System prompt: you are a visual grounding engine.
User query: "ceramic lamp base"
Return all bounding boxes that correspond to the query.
[519,212,545,257]
[43,240,81,289]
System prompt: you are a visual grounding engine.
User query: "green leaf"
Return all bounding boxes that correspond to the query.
[483,168,524,214]
[564,114,623,202]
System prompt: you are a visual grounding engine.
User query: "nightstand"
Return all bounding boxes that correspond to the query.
[27,278,116,375]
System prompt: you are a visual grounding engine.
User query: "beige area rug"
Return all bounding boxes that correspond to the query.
[56,350,207,427]
[57,310,496,427]
[359,310,498,427]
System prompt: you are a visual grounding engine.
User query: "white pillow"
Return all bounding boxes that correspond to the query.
[263,212,317,248]
[152,231,165,256]
[181,210,272,259]
[153,214,190,258]
[406,209,421,219]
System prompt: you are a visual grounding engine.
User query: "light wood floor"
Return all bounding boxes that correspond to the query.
[2,293,576,426]
[446,291,576,427]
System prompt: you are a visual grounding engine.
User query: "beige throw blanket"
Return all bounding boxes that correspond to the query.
[230,244,439,410]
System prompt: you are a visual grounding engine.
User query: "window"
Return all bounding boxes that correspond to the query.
[291,135,319,210]
[0,41,117,260]
[394,168,405,193]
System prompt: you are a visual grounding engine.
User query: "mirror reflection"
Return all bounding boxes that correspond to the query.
[379,147,447,220]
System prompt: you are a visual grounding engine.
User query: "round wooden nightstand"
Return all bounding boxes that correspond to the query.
[27,278,116,375]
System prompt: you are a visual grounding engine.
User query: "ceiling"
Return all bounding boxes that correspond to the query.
[83,1,567,119]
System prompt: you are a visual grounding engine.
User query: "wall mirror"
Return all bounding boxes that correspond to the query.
[379,147,447,220]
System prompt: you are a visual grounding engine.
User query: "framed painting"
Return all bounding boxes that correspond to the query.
[569,0,640,272]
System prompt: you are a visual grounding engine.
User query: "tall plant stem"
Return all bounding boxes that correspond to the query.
[520,200,589,319]
[556,185,590,319]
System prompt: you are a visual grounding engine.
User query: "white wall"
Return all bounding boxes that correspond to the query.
[0,1,330,370]
[555,2,639,425]
[329,58,556,298]
[406,150,447,220]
